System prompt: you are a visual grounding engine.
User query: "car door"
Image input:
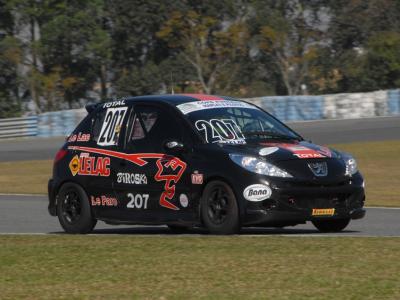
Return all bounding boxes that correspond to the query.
[112,103,195,223]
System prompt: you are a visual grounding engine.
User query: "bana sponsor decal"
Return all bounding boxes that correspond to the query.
[243,184,272,201]
[67,132,90,143]
[69,153,110,177]
[68,146,187,211]
[91,195,117,206]
[117,173,147,184]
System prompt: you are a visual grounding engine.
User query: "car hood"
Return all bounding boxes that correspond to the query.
[219,140,347,182]
[220,140,340,162]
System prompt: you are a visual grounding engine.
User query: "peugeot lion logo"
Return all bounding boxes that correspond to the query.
[308,162,328,177]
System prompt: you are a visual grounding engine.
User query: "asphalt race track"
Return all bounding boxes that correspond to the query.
[0,194,399,236]
[0,116,400,162]
[0,116,399,236]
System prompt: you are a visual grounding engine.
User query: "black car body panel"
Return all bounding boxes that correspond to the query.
[48,94,365,230]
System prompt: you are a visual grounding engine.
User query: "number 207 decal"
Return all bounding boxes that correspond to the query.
[98,107,128,146]
[195,119,246,144]
[127,193,149,209]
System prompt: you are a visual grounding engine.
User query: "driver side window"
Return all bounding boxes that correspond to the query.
[126,105,184,152]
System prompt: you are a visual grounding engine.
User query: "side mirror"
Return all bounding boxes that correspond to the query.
[164,140,186,153]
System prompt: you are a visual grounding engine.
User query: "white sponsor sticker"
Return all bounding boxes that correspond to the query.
[243,184,272,202]
[117,173,147,184]
[98,107,127,146]
[259,147,279,156]
[177,100,256,114]
[179,194,189,208]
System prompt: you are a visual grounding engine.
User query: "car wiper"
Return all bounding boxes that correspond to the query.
[242,131,303,141]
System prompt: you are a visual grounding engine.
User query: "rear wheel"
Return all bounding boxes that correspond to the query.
[312,218,350,233]
[201,180,240,234]
[56,183,97,234]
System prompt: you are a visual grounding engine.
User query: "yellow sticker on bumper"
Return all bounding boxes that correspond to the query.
[312,208,335,216]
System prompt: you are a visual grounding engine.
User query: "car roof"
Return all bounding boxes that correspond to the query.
[86,94,242,113]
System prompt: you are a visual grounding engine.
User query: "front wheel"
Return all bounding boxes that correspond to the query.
[312,218,350,233]
[201,180,240,234]
[56,183,97,234]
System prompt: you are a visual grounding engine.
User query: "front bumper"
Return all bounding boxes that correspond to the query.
[242,176,366,226]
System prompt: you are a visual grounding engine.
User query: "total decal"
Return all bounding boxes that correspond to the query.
[260,143,332,159]
[243,184,272,202]
[68,146,186,210]
[195,119,246,145]
[69,153,110,177]
[91,195,118,207]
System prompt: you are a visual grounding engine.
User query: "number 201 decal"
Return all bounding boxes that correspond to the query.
[98,107,128,146]
[195,119,246,144]
[127,193,149,209]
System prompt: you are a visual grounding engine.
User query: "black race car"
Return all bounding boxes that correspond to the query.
[48,94,365,234]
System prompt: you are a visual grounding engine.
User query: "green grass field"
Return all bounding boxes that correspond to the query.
[0,141,399,299]
[1,140,399,206]
[1,236,399,299]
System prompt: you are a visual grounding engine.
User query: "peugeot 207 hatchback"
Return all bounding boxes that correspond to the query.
[48,94,365,234]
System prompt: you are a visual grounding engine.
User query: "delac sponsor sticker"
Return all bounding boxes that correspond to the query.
[243,184,272,201]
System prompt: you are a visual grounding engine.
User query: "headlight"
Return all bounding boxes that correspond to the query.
[342,153,358,176]
[229,154,292,178]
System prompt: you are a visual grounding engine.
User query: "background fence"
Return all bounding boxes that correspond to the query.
[0,89,399,139]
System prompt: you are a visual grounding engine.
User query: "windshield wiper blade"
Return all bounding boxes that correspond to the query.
[243,131,302,141]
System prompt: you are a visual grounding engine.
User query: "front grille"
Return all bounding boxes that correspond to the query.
[280,194,349,210]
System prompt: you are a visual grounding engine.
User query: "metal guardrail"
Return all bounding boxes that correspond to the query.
[0,116,38,139]
[0,89,399,139]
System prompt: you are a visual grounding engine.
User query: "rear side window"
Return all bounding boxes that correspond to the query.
[91,107,128,146]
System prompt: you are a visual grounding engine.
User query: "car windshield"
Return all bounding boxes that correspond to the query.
[177,100,302,144]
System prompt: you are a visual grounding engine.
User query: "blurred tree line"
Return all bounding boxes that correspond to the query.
[0,0,400,117]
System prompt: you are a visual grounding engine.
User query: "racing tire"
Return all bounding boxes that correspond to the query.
[167,224,191,234]
[56,183,97,234]
[312,218,350,233]
[201,180,240,235]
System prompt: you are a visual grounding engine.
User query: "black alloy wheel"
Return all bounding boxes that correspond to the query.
[57,183,97,234]
[201,180,240,234]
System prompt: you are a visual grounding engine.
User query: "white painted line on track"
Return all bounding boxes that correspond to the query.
[0,233,399,237]
[0,193,46,197]
[365,206,400,210]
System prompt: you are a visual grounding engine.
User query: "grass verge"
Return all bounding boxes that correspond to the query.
[0,140,399,206]
[1,236,400,299]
